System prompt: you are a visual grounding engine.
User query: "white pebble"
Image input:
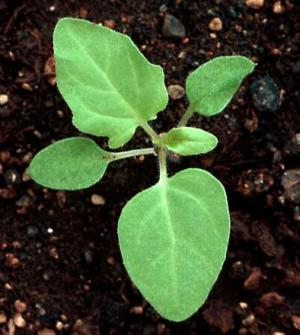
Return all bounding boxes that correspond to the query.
[167,85,185,100]
[0,94,8,105]
[13,313,26,328]
[245,0,264,9]
[91,194,106,205]
[208,17,223,31]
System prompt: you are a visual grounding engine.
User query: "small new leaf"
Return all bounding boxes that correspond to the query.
[28,137,111,190]
[156,127,218,156]
[54,18,168,148]
[118,168,230,321]
[186,56,255,116]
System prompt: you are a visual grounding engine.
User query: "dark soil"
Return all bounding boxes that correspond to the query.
[1,0,300,334]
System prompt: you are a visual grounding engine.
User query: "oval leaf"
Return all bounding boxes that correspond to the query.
[186,56,255,116]
[28,137,110,190]
[118,168,230,321]
[157,127,218,156]
[54,18,168,148]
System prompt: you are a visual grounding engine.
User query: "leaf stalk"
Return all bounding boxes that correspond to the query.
[109,147,156,162]
[141,122,159,141]
[178,104,195,127]
[158,147,168,182]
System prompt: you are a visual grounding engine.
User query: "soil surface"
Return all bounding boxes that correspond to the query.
[1,0,300,334]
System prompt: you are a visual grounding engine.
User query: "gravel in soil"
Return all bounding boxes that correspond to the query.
[0,0,300,334]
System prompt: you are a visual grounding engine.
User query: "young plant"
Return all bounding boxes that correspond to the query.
[28,18,255,322]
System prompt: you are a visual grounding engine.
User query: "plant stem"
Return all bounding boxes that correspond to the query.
[141,122,159,141]
[177,104,195,127]
[109,147,156,162]
[158,147,167,182]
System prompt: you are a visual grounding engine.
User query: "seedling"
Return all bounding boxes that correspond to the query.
[28,18,255,322]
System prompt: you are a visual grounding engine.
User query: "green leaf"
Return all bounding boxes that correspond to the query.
[54,18,168,148]
[118,168,230,321]
[186,56,255,117]
[156,127,218,156]
[28,137,111,190]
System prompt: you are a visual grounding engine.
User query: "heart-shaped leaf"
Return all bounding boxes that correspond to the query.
[54,18,168,148]
[118,168,230,321]
[28,137,111,190]
[156,127,218,156]
[186,56,255,116]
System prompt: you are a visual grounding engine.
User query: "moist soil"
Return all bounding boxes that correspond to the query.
[0,0,300,334]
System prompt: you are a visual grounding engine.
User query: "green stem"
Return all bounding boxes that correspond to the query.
[177,104,195,127]
[158,147,167,182]
[108,147,156,162]
[141,122,159,141]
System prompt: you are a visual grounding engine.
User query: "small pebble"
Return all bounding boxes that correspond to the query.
[106,256,116,265]
[243,268,262,290]
[104,19,116,29]
[0,188,16,199]
[44,56,56,86]
[5,253,21,269]
[245,0,264,9]
[250,75,281,112]
[159,4,168,13]
[294,207,300,222]
[83,249,94,264]
[0,313,7,324]
[281,169,300,203]
[56,110,64,118]
[273,1,285,14]
[167,85,185,100]
[291,315,300,330]
[13,313,26,328]
[0,94,8,105]
[208,17,223,31]
[22,171,32,183]
[0,150,10,162]
[242,313,255,326]
[227,6,238,18]
[162,14,185,39]
[16,195,31,207]
[56,321,64,331]
[49,247,59,259]
[12,241,21,249]
[22,152,33,164]
[239,302,248,309]
[130,305,144,315]
[21,83,32,91]
[259,292,285,307]
[91,194,105,205]
[4,282,13,290]
[14,299,27,313]
[271,48,281,55]
[4,169,21,185]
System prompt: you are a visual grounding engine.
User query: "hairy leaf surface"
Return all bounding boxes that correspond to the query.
[29,137,110,190]
[54,18,168,148]
[157,127,218,156]
[118,168,230,321]
[186,56,255,116]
